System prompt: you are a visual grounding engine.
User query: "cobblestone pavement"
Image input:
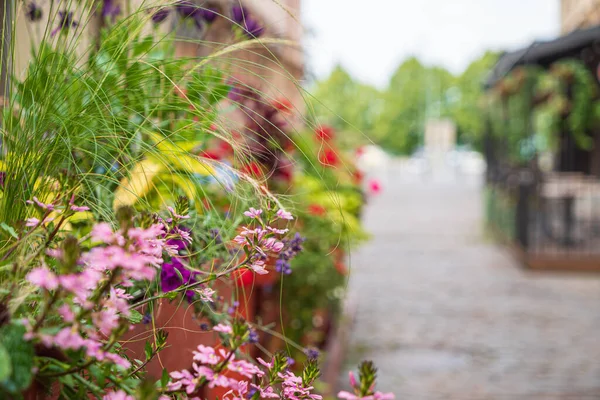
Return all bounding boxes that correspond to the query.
[339,163,600,400]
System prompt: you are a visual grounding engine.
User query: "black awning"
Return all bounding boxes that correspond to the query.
[485,24,600,88]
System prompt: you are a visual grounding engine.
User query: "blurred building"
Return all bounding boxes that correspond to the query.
[561,0,600,33]
[484,17,600,271]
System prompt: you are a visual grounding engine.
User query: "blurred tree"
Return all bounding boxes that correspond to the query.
[309,52,499,154]
[451,51,499,148]
[309,65,382,148]
[377,58,456,154]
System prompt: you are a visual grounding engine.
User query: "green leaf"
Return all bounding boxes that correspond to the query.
[0,343,12,381]
[128,309,144,324]
[0,324,34,394]
[144,341,153,361]
[160,368,169,389]
[133,35,155,57]
[0,223,18,239]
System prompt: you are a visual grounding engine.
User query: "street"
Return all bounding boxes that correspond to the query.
[339,161,600,399]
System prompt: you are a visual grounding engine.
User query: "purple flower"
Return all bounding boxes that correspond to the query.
[275,259,291,275]
[160,259,196,300]
[51,11,78,37]
[142,312,152,324]
[176,1,198,18]
[26,2,43,22]
[242,18,264,38]
[231,5,249,24]
[227,86,243,102]
[248,329,259,344]
[305,348,319,359]
[151,7,170,24]
[101,0,121,22]
[199,7,218,23]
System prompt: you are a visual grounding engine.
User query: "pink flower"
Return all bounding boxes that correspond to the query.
[104,352,131,369]
[168,369,195,392]
[167,206,190,220]
[53,327,85,350]
[276,209,293,220]
[58,304,75,322]
[373,392,395,400]
[103,390,136,400]
[196,287,215,302]
[25,218,40,227]
[193,345,220,365]
[250,384,280,398]
[368,179,382,195]
[26,196,54,210]
[71,205,90,212]
[349,371,357,387]
[59,272,98,305]
[91,222,116,243]
[257,357,273,368]
[92,308,120,335]
[46,248,63,259]
[250,260,268,275]
[337,392,393,400]
[213,323,233,334]
[207,373,233,389]
[224,381,250,399]
[338,392,372,400]
[267,226,289,235]
[243,207,262,219]
[227,359,264,379]
[26,266,59,290]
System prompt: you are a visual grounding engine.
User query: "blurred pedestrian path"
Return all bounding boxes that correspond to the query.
[339,159,600,399]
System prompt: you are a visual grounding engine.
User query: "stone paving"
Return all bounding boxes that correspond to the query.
[339,162,600,399]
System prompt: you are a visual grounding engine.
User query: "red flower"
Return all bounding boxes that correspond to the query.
[335,260,348,276]
[307,203,326,216]
[353,170,364,184]
[315,125,334,141]
[242,162,263,178]
[218,140,233,155]
[319,149,338,166]
[200,150,221,160]
[273,98,293,114]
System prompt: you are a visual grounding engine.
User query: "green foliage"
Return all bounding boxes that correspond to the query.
[310,53,499,154]
[0,323,35,396]
[488,58,598,163]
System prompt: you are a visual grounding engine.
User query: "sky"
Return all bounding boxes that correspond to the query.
[301,0,560,88]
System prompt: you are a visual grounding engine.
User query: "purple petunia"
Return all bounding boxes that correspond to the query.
[242,18,264,38]
[231,5,247,24]
[160,259,196,301]
[151,7,170,24]
[176,0,198,18]
[199,7,218,23]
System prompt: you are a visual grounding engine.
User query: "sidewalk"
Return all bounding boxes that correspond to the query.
[339,161,600,399]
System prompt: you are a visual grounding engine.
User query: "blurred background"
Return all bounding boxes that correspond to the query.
[299,0,600,398]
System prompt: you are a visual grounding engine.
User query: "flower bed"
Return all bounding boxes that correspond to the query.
[0,2,391,399]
